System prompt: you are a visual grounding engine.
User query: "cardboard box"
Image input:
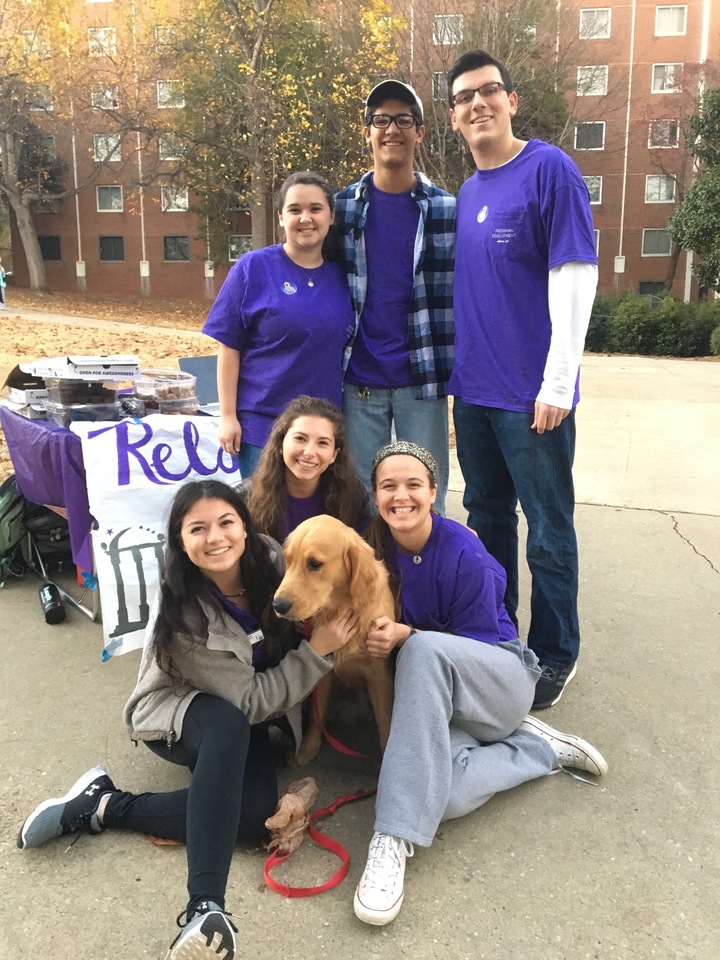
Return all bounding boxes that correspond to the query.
[0,397,47,419]
[31,355,141,381]
[3,364,48,403]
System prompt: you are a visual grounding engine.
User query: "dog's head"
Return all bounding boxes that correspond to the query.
[273,515,383,622]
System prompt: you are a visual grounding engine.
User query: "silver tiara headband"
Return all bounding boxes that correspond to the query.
[370,441,438,484]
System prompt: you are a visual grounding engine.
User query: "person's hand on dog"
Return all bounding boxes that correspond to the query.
[308,607,360,657]
[366,616,412,658]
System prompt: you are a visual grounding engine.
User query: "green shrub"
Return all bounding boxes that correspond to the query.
[585,293,618,352]
[611,293,663,354]
[710,324,720,355]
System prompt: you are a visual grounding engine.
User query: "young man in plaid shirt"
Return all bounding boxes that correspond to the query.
[334,80,456,513]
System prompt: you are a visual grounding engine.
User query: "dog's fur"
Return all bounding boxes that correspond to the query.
[273,515,395,766]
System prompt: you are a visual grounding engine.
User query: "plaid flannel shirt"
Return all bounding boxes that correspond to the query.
[334,171,456,400]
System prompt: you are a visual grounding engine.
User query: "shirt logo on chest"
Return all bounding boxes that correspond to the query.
[281,281,298,295]
[477,205,489,224]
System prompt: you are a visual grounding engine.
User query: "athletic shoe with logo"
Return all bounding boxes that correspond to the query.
[167,901,237,960]
[354,831,415,926]
[532,661,577,709]
[17,765,116,849]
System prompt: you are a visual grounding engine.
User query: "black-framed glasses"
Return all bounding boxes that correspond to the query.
[367,113,418,129]
[451,82,507,107]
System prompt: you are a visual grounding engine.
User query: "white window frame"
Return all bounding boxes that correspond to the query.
[648,119,680,148]
[652,63,682,93]
[158,134,183,160]
[433,14,464,45]
[574,121,605,150]
[154,25,176,49]
[641,228,672,256]
[577,65,608,96]
[88,27,117,57]
[157,81,185,109]
[432,72,448,101]
[91,86,119,109]
[655,5,687,36]
[92,133,121,162]
[645,174,676,203]
[229,235,252,262]
[161,184,189,212]
[583,175,603,204]
[22,30,51,59]
[96,185,123,212]
[579,8,611,39]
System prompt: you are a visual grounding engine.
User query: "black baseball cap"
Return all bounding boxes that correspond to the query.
[364,80,424,122]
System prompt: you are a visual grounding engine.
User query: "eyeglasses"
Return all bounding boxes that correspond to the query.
[367,113,418,129]
[451,82,507,107]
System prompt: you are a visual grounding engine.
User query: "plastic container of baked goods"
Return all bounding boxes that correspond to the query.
[157,396,199,416]
[133,368,197,411]
[45,399,119,427]
[44,377,120,405]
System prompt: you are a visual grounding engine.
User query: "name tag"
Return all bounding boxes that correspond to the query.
[248,629,264,646]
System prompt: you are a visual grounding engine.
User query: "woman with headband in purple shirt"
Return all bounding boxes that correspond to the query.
[353,440,609,927]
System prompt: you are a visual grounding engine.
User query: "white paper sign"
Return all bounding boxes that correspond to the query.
[71,415,240,657]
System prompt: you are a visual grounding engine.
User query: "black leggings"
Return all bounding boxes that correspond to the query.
[103,694,278,910]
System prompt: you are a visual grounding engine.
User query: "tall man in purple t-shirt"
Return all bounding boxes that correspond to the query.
[334,81,456,514]
[447,50,598,709]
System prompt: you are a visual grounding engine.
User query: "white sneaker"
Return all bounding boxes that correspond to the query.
[353,831,414,925]
[520,715,608,776]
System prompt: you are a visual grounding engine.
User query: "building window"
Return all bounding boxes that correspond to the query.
[579,8,611,39]
[26,84,53,111]
[577,65,608,96]
[164,236,190,261]
[158,134,184,160]
[229,235,252,262]
[655,5,687,35]
[433,14,464,45]
[594,229,600,254]
[432,72,448,101]
[96,185,123,212]
[652,63,682,93]
[583,175,603,204]
[37,135,56,161]
[575,121,605,150]
[157,81,184,109]
[88,27,117,57]
[22,31,51,59]
[648,119,680,147]
[642,229,672,256]
[93,133,121,161]
[639,280,666,296]
[99,236,125,261]
[161,184,189,212]
[154,25,177,50]
[91,86,119,109]
[38,236,61,261]
[645,174,676,203]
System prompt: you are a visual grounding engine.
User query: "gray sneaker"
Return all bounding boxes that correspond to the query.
[17,765,116,849]
[520,716,608,776]
[167,901,237,960]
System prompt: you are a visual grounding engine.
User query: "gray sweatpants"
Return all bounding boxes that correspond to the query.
[375,632,557,847]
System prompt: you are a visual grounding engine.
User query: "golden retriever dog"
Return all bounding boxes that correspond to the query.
[273,515,395,766]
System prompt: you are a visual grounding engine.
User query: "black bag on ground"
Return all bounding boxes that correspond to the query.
[23,502,73,570]
[0,475,27,584]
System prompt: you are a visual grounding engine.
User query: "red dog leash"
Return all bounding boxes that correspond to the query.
[264,688,380,897]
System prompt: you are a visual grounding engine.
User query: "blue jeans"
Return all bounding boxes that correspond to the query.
[452,399,579,667]
[342,385,449,515]
[238,441,263,478]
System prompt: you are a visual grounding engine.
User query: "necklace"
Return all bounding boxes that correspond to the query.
[298,265,320,287]
[222,588,246,598]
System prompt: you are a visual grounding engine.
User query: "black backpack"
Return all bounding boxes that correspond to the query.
[0,475,26,585]
[24,502,73,570]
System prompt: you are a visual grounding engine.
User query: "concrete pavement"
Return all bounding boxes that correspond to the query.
[2,354,719,960]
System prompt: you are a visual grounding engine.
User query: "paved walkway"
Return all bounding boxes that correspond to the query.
[2,338,719,960]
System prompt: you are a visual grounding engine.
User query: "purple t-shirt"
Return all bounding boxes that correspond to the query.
[203,244,355,446]
[215,592,266,669]
[345,180,418,388]
[283,488,325,541]
[450,139,598,413]
[386,513,517,645]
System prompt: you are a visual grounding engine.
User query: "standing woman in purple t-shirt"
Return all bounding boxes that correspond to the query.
[202,172,355,477]
[352,441,608,928]
[243,395,373,543]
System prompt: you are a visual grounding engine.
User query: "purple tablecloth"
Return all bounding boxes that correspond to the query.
[0,406,94,571]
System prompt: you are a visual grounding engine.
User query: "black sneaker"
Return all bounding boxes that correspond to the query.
[167,901,238,960]
[532,662,577,709]
[17,765,116,849]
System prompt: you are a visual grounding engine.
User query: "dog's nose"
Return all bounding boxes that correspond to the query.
[273,597,292,617]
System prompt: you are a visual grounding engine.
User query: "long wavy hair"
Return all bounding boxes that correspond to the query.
[247,396,372,542]
[152,479,296,680]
